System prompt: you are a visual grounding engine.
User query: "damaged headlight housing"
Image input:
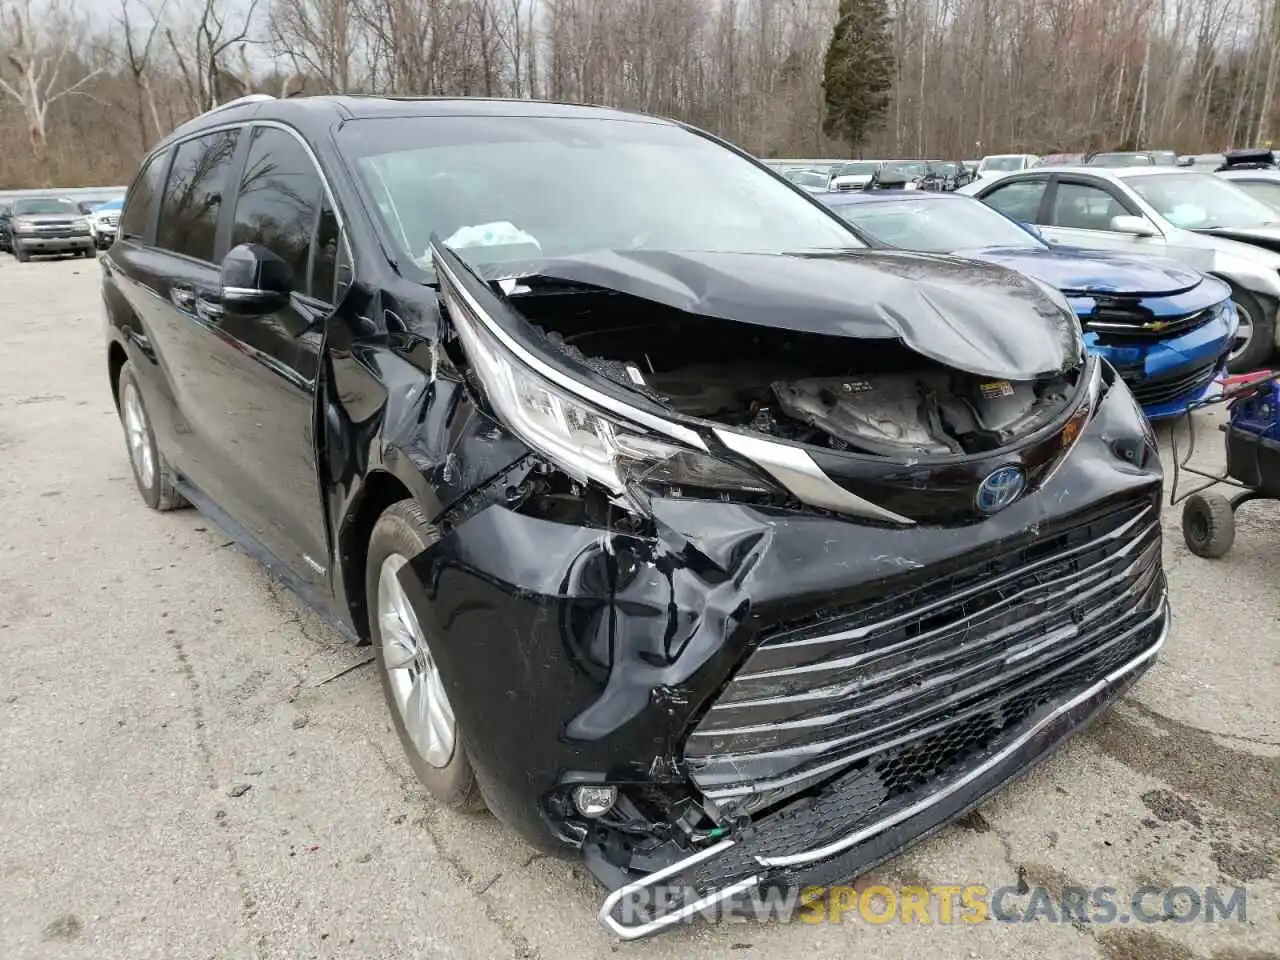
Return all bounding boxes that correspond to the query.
[438,271,777,499]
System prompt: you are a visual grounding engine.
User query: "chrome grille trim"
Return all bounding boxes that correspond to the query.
[757,502,1155,653]
[698,598,1164,802]
[684,501,1165,814]
[700,538,1160,732]
[727,517,1158,689]
[753,610,1167,868]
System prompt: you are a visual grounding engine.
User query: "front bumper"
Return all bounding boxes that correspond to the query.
[1077,295,1237,419]
[14,233,94,253]
[598,613,1164,937]
[403,363,1164,937]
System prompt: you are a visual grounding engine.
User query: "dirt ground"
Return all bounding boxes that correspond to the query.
[1,254,1276,960]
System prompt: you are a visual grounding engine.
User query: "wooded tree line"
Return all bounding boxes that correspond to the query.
[0,0,1277,188]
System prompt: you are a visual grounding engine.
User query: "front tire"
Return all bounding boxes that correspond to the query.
[366,500,485,812]
[13,243,28,262]
[1225,284,1274,373]
[116,362,187,511]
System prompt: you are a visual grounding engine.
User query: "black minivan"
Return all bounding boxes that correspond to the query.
[103,94,1167,938]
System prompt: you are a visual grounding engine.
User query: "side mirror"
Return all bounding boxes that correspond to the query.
[1110,215,1158,237]
[1176,156,1194,167]
[220,242,293,317]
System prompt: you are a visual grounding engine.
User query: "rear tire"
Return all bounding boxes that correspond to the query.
[1225,284,1274,373]
[116,362,187,511]
[1182,492,1235,558]
[366,499,486,812]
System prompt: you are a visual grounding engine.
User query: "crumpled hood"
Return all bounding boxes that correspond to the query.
[498,249,1082,380]
[959,246,1204,297]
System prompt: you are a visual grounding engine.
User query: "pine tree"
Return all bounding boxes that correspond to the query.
[822,0,895,151]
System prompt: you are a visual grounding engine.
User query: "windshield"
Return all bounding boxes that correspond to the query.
[13,197,78,215]
[824,197,1041,252]
[835,162,880,177]
[1127,172,1280,228]
[1090,153,1152,167]
[338,116,862,272]
[981,156,1026,172]
[933,162,960,176]
[1232,180,1280,212]
[882,161,931,179]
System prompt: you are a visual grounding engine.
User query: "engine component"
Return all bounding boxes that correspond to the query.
[772,375,961,456]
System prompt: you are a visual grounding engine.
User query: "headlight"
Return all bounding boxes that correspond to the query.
[73,217,89,229]
[13,218,34,233]
[438,271,778,498]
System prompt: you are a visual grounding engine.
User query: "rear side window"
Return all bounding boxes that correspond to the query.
[982,180,1047,223]
[119,151,168,241]
[229,127,327,298]
[156,129,241,261]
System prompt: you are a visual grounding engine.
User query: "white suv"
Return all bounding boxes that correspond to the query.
[88,197,125,249]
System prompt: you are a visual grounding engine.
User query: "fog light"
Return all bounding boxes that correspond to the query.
[572,784,618,818]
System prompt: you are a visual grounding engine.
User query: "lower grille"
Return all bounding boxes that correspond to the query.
[684,500,1165,818]
[1119,361,1217,406]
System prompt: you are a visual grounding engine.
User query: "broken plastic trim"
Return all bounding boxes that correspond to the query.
[596,602,1167,940]
[438,254,778,503]
[713,428,915,525]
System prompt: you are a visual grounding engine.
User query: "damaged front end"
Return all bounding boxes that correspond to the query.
[415,242,1166,938]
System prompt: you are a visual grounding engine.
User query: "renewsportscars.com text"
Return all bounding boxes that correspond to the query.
[612,883,1248,928]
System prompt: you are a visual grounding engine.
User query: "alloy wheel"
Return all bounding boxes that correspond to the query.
[377,553,456,768]
[121,381,155,490]
[1228,298,1255,364]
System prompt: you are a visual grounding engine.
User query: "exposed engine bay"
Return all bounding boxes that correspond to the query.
[505,282,1077,458]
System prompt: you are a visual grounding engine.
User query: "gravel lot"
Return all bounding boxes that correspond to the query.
[1,255,1277,960]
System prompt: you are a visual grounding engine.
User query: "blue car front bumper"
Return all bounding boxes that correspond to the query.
[1070,294,1238,420]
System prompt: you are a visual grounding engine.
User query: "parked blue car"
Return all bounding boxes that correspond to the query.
[820,190,1237,419]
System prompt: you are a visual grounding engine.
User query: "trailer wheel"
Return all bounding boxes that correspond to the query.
[1182,492,1235,558]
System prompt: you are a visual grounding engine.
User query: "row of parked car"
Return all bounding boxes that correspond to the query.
[0,193,124,260]
[771,147,1278,195]
[774,150,1280,422]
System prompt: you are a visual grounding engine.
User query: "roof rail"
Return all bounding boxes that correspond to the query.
[203,93,276,117]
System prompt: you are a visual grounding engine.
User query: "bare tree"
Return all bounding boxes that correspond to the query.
[0,0,104,150]
[267,0,354,93]
[118,0,168,147]
[164,0,258,112]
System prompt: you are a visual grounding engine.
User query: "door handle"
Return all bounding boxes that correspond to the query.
[170,286,196,311]
[195,296,223,322]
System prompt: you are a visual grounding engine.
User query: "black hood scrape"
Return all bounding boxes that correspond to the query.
[485,249,1084,381]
